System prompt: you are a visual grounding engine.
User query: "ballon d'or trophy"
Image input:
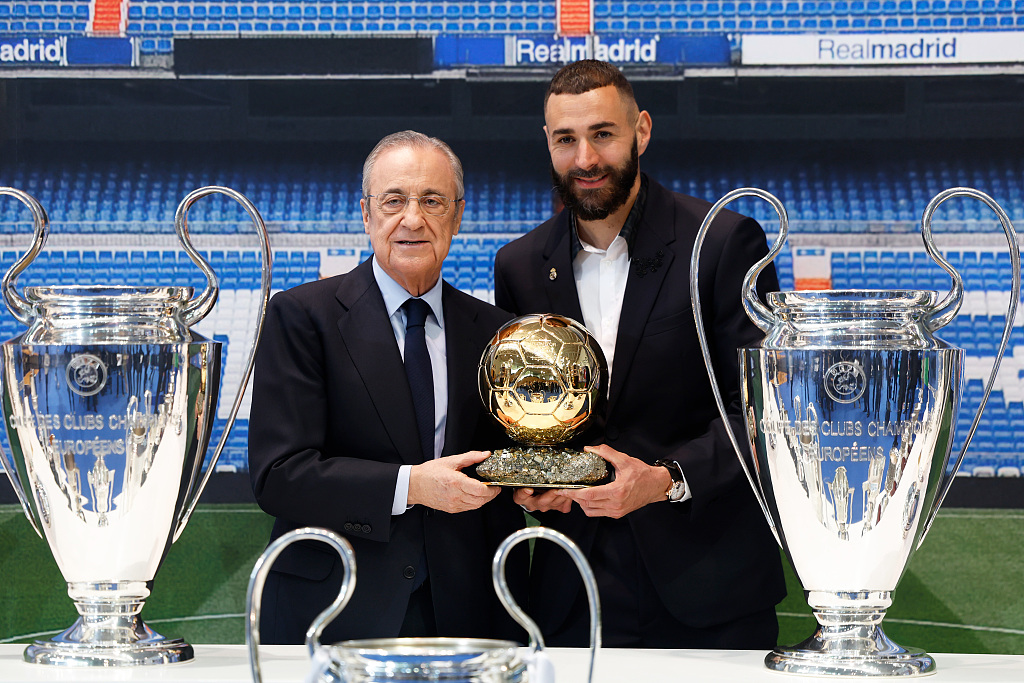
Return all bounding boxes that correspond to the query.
[477,314,608,487]
[0,186,271,666]
[692,187,1020,676]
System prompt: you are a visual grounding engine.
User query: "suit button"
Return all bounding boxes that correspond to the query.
[361,524,372,534]
[403,566,416,580]
[343,523,354,532]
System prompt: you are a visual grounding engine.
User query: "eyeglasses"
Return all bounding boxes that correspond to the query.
[366,193,462,217]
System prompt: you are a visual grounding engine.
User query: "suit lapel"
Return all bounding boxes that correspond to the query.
[441,285,479,457]
[541,213,586,325]
[607,182,677,414]
[335,261,423,465]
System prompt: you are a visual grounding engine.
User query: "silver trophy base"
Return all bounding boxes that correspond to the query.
[766,622,935,677]
[25,615,193,666]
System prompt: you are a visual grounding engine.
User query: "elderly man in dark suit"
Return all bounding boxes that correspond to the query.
[249,130,524,644]
[494,60,786,649]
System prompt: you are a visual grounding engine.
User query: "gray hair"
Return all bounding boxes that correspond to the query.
[361,130,465,201]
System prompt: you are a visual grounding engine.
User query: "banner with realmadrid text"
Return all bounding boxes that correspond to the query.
[434,34,731,67]
[741,31,1024,66]
[0,35,134,67]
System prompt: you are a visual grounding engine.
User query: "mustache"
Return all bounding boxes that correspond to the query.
[564,167,611,181]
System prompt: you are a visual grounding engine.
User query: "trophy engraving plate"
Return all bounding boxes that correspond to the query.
[65,353,107,396]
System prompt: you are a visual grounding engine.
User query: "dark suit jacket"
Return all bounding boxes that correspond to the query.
[248,258,526,644]
[493,177,786,640]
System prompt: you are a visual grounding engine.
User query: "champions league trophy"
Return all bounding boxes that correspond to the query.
[0,186,272,666]
[245,526,599,683]
[476,314,608,487]
[691,187,1020,676]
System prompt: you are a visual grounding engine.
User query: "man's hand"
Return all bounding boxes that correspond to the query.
[512,486,573,514]
[562,444,672,518]
[408,451,500,513]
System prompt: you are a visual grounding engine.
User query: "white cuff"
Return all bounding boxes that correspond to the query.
[392,464,413,515]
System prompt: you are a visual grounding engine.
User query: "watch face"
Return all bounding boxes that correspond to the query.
[668,481,686,501]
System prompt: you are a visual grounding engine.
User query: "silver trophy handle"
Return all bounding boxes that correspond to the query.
[0,188,48,536]
[919,187,1021,543]
[246,527,357,683]
[172,186,273,540]
[0,187,49,325]
[689,188,787,544]
[492,526,599,683]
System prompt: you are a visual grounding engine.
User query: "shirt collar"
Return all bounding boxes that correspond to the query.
[570,172,648,260]
[371,256,445,329]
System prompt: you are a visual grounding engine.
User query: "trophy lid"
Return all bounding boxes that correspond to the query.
[762,289,948,350]
[327,637,525,681]
[767,289,939,313]
[17,285,196,345]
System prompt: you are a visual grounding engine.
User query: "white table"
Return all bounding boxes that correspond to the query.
[0,644,1022,681]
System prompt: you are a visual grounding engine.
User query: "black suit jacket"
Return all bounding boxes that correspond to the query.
[248,258,525,643]
[493,177,786,637]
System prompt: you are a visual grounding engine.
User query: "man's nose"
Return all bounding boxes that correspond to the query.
[400,198,427,227]
[575,139,599,170]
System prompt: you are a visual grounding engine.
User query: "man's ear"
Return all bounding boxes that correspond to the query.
[636,110,653,157]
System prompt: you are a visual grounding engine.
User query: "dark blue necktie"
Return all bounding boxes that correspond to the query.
[402,298,435,461]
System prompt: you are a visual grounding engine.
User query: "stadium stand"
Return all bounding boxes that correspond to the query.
[0,140,1020,473]
[1,1,1017,53]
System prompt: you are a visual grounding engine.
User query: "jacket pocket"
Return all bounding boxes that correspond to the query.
[266,538,338,582]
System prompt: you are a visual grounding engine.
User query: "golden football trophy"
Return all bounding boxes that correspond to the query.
[477,314,608,487]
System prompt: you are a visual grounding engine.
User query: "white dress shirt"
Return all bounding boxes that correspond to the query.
[372,257,447,515]
[572,232,630,388]
[571,227,692,503]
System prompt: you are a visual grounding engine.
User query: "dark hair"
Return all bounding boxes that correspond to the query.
[544,60,637,111]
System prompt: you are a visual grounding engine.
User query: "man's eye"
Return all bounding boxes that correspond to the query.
[421,196,444,208]
[557,136,574,144]
[382,196,405,207]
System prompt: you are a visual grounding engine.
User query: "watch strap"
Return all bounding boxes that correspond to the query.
[654,459,686,502]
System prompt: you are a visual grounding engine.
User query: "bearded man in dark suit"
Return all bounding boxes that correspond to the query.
[249,130,525,644]
[494,60,786,649]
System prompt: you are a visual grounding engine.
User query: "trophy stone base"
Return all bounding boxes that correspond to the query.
[766,604,935,677]
[476,446,609,487]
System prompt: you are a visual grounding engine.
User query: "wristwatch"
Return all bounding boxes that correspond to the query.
[654,459,686,502]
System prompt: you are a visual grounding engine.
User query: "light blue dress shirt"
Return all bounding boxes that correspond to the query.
[371,257,447,515]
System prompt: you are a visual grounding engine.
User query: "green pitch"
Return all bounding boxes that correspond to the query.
[1,504,1023,653]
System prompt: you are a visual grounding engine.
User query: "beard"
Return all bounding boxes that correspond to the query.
[551,137,639,222]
